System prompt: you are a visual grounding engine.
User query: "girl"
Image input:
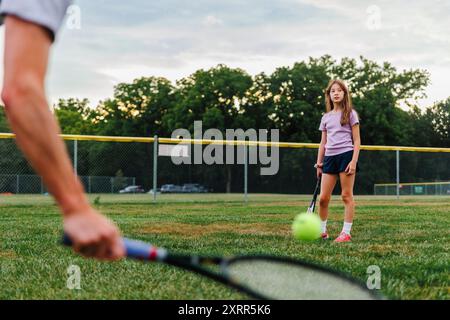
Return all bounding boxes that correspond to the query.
[315,79,361,242]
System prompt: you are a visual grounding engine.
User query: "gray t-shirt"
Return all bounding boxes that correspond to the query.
[0,0,73,40]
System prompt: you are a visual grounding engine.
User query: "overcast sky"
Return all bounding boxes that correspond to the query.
[1,0,448,109]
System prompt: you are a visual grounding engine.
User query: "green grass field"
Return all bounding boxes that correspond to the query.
[0,194,448,300]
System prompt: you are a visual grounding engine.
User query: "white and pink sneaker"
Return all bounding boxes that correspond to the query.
[334,232,352,243]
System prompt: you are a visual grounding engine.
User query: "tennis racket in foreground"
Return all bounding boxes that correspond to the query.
[63,234,382,300]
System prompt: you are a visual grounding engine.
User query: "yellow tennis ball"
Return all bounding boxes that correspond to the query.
[292,213,321,241]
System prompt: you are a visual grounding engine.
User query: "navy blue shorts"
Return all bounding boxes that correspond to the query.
[323,150,359,174]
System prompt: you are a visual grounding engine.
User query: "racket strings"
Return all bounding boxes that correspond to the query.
[226,259,378,300]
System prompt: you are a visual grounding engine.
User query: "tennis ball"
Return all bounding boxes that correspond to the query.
[292,213,321,241]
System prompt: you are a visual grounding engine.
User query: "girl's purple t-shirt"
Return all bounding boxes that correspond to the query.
[319,110,359,156]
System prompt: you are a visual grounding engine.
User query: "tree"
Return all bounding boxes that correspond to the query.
[0,106,10,132]
[54,98,95,134]
[165,64,254,132]
[4,56,439,195]
[410,98,449,147]
[94,76,175,137]
[164,65,254,193]
[266,56,332,142]
[403,98,450,184]
[89,77,176,188]
[332,56,429,146]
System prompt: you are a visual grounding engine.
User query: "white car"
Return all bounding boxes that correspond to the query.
[160,184,182,193]
[119,185,145,194]
[147,188,161,195]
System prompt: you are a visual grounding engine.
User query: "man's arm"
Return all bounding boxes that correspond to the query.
[1,16,124,260]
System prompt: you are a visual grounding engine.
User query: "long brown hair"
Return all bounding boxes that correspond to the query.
[325,79,354,125]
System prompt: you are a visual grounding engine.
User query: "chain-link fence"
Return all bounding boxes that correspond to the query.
[0,137,139,194]
[374,182,450,195]
[156,143,450,199]
[0,134,449,200]
[0,174,136,194]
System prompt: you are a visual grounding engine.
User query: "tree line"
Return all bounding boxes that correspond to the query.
[0,55,448,194]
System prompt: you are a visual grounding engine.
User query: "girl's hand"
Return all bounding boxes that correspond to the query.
[317,167,323,178]
[315,162,323,178]
[345,160,357,175]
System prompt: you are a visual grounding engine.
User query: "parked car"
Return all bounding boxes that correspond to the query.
[147,188,161,195]
[119,185,145,194]
[160,184,182,193]
[181,183,209,193]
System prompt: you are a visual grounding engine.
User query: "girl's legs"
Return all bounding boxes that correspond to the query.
[339,172,356,223]
[336,172,356,241]
[319,173,338,236]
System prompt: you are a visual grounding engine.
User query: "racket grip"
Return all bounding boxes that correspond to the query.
[62,233,161,260]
